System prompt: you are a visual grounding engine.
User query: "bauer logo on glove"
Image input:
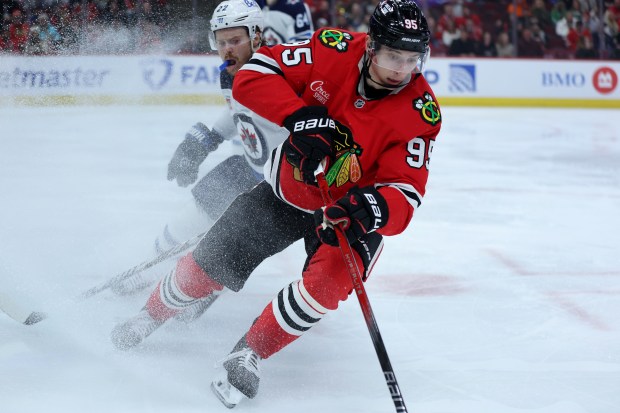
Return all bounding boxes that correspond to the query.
[282,106,338,184]
[314,186,389,246]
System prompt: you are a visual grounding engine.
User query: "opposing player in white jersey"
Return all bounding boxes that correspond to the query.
[257,0,314,45]
[112,0,289,297]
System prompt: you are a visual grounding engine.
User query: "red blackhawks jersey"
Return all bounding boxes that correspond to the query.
[233,28,442,237]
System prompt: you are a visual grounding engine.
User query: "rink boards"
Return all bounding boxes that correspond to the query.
[1,54,619,108]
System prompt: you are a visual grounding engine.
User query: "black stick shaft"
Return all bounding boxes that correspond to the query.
[78,231,207,299]
[316,171,409,413]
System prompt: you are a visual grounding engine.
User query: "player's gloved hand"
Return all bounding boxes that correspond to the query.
[167,123,224,187]
[282,106,337,184]
[314,186,389,246]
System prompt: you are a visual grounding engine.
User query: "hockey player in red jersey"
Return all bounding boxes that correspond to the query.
[111,0,441,408]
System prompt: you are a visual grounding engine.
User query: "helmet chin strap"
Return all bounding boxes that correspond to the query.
[362,52,407,90]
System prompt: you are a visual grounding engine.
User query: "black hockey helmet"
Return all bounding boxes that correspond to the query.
[369,0,430,54]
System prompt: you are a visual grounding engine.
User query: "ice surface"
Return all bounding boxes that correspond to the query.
[1,105,619,413]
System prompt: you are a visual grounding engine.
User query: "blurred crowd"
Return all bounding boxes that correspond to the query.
[0,0,181,54]
[320,0,620,59]
[418,0,620,59]
[2,0,620,59]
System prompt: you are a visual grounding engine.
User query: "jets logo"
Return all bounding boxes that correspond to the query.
[325,123,363,187]
[414,92,441,126]
[318,29,353,52]
[233,113,268,166]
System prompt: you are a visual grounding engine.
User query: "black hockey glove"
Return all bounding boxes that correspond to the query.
[167,123,224,187]
[314,186,389,246]
[282,106,337,184]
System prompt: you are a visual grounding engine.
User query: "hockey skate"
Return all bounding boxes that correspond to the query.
[111,307,164,350]
[211,337,261,408]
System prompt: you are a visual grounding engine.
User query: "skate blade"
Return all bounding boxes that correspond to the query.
[211,379,245,409]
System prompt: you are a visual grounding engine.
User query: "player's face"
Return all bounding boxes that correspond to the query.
[369,45,421,88]
[214,27,254,76]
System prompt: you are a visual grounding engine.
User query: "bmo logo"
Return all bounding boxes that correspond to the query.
[592,67,618,95]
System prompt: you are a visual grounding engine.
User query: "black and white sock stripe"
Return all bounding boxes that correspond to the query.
[159,270,198,310]
[272,280,328,336]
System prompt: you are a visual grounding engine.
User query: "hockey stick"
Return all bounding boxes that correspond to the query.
[0,290,46,325]
[315,168,409,413]
[78,230,207,299]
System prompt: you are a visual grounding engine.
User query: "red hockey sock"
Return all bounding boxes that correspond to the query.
[146,253,223,321]
[246,303,298,359]
[146,281,177,321]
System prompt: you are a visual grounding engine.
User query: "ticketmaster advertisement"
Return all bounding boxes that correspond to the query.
[0,55,223,103]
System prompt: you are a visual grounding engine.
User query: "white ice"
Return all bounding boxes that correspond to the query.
[1,105,619,413]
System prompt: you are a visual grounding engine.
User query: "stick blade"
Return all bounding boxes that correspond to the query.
[23,312,47,325]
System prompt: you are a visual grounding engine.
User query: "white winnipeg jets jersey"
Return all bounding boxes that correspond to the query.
[258,0,314,45]
[212,70,289,178]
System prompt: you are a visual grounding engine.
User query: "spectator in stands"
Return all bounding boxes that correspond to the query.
[0,24,11,52]
[567,19,591,52]
[611,35,620,59]
[459,6,482,30]
[441,18,461,49]
[56,7,80,53]
[555,10,575,42]
[575,34,598,58]
[448,27,477,56]
[508,0,529,26]
[518,27,545,58]
[24,24,46,54]
[36,13,61,51]
[492,17,508,38]
[530,22,547,47]
[531,0,551,29]
[476,31,497,57]
[101,0,123,25]
[8,9,29,52]
[463,16,482,42]
[347,3,367,32]
[426,14,444,53]
[452,0,465,20]
[604,6,619,49]
[310,0,331,29]
[583,9,601,45]
[496,31,515,57]
[437,2,455,33]
[568,0,584,24]
[551,1,567,26]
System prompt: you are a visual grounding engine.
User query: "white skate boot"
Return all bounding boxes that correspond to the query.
[111,308,164,350]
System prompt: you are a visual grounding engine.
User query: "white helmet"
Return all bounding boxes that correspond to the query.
[209,0,264,50]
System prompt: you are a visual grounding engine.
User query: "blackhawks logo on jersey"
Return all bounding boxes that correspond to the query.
[414,92,441,126]
[318,29,353,52]
[325,123,363,187]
